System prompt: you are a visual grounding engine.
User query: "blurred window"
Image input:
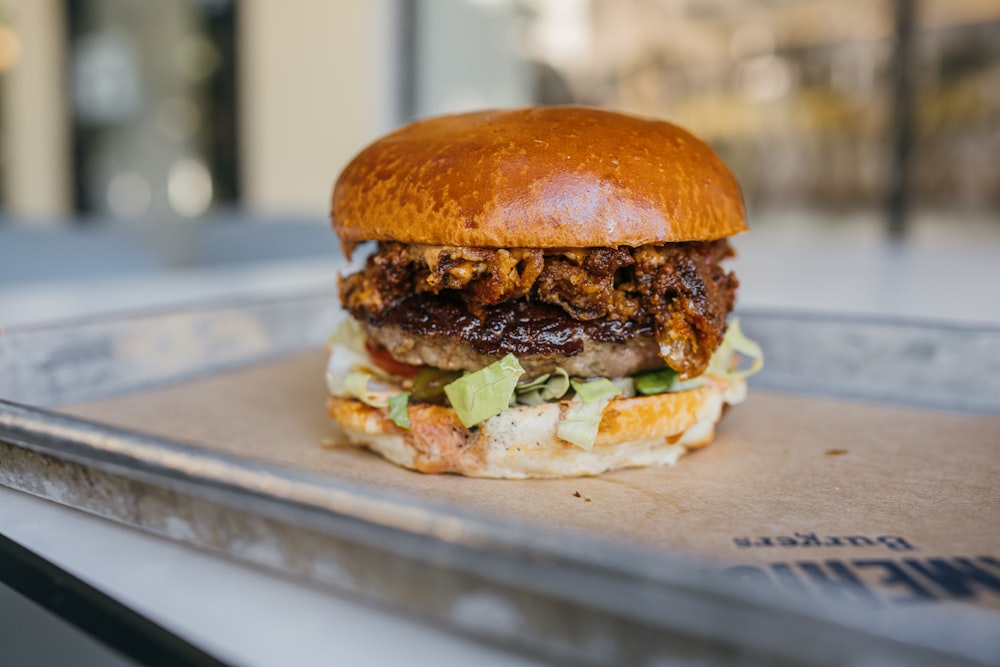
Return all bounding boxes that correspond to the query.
[66,0,238,221]
[407,0,1000,229]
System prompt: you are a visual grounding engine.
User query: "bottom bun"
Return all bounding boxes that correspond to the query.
[327,377,745,479]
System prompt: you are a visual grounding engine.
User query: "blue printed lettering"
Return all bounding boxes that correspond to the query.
[794,532,821,547]
[905,558,1000,598]
[876,536,916,552]
[852,559,935,604]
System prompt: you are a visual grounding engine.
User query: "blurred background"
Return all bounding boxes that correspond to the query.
[0,0,998,324]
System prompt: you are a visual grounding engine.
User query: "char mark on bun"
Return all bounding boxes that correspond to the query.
[325,106,762,478]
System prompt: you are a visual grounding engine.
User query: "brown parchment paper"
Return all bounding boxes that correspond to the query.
[62,348,1000,614]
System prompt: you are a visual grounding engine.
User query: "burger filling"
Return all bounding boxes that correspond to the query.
[329,240,761,450]
[340,240,738,380]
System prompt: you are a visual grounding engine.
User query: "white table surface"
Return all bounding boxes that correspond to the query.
[2,213,999,666]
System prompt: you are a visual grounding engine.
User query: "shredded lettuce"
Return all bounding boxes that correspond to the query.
[326,318,385,397]
[387,392,411,429]
[557,378,623,450]
[557,402,607,451]
[571,377,622,403]
[542,369,571,398]
[516,372,552,395]
[329,320,414,429]
[706,317,764,380]
[326,316,762,439]
[444,354,525,427]
[343,370,391,408]
[327,316,367,351]
[622,318,764,397]
[515,368,570,406]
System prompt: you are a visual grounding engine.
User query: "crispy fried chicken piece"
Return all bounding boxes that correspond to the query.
[339,240,737,378]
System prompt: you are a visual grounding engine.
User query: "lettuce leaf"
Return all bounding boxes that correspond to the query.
[343,370,389,407]
[387,392,411,429]
[334,338,413,429]
[557,378,623,450]
[515,368,570,406]
[326,316,762,441]
[444,354,525,427]
[326,318,380,396]
[571,377,622,403]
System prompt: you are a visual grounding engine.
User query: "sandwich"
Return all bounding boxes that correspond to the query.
[325,106,761,478]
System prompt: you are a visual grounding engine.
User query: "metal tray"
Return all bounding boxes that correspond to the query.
[2,293,999,667]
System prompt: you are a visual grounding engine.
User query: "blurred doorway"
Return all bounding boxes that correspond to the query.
[65,0,238,221]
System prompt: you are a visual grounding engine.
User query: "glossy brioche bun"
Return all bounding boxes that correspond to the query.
[326,377,743,479]
[331,106,746,253]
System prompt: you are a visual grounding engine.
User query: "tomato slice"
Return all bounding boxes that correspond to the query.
[365,342,424,378]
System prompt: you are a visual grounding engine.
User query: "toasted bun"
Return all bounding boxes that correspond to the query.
[327,378,743,479]
[332,106,746,251]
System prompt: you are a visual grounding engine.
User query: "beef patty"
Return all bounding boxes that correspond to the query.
[340,240,738,379]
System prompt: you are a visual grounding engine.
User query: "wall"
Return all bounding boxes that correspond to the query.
[1,0,71,221]
[238,0,401,216]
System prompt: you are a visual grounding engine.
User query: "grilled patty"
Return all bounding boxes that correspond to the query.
[366,297,662,377]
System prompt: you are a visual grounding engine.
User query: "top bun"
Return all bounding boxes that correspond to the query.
[331,106,746,250]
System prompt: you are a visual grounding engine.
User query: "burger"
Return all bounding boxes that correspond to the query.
[325,106,762,478]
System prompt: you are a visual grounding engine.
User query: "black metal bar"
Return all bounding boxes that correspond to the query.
[0,532,232,667]
[398,0,419,123]
[887,0,917,238]
[63,0,90,218]
[202,0,241,205]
